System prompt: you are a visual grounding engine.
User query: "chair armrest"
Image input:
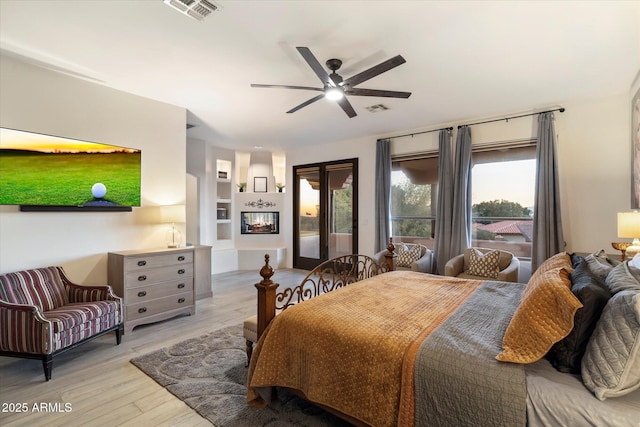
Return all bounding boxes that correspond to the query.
[0,300,53,354]
[372,250,387,267]
[65,282,122,304]
[444,254,465,277]
[497,257,520,283]
[412,250,434,273]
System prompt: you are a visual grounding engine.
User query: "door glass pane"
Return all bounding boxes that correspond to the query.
[327,164,353,258]
[297,167,320,259]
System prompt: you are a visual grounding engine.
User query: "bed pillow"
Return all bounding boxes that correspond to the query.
[581,290,640,400]
[465,248,500,279]
[584,250,619,282]
[496,266,582,364]
[605,261,640,294]
[534,251,573,276]
[547,260,611,373]
[396,244,421,268]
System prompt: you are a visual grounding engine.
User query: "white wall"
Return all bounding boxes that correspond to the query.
[0,55,186,283]
[286,90,634,266]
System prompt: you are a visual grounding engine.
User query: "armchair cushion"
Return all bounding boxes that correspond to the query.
[44,301,120,333]
[466,248,500,279]
[445,247,520,283]
[396,243,422,268]
[373,242,433,273]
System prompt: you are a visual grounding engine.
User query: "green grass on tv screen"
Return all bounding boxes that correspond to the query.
[0,151,141,206]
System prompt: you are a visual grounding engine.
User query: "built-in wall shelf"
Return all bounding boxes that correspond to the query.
[216,159,233,244]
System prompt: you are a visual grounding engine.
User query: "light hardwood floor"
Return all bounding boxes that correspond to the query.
[0,268,310,427]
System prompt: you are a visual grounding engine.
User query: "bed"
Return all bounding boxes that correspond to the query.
[246,250,640,426]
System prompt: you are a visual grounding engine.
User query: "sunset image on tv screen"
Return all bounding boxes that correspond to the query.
[0,128,141,207]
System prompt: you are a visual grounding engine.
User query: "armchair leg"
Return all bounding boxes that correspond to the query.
[115,324,123,345]
[42,354,53,381]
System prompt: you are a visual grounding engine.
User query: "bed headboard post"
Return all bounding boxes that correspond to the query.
[255,254,279,339]
[384,237,396,271]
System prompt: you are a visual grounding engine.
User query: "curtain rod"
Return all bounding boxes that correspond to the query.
[382,126,454,141]
[457,107,565,129]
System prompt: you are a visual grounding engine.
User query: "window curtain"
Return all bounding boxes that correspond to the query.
[375,138,391,253]
[451,125,473,257]
[433,129,453,274]
[532,112,564,272]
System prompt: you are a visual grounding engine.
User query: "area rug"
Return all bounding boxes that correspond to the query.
[130,324,352,426]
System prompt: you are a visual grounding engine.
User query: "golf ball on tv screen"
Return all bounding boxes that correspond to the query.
[92,183,107,198]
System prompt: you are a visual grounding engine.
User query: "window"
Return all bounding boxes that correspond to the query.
[471,142,536,259]
[390,154,438,247]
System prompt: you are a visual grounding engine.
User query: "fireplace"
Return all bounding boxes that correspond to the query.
[241,211,279,234]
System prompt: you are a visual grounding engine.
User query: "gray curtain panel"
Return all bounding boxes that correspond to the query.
[433,129,454,274]
[451,125,473,258]
[532,112,564,272]
[375,138,391,253]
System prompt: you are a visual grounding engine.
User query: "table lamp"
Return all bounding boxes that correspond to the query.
[159,205,186,248]
[617,211,640,259]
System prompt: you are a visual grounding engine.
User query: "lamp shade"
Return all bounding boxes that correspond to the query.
[618,212,640,238]
[159,205,186,224]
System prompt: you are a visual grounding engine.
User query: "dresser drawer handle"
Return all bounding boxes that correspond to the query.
[178,298,186,304]
[137,260,147,266]
[138,275,147,281]
[178,269,186,275]
[178,256,185,261]
[177,283,185,289]
[137,291,147,297]
[138,307,147,314]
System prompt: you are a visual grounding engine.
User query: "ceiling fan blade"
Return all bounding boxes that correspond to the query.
[296,47,333,87]
[345,88,412,98]
[251,83,324,92]
[343,55,406,88]
[287,94,326,114]
[336,96,357,118]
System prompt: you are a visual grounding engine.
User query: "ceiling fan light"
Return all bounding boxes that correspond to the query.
[325,87,344,101]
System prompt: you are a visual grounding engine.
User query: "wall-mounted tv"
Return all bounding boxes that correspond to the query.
[241,211,279,234]
[0,127,141,211]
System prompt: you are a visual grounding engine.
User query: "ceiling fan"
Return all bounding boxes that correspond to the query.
[251,47,411,118]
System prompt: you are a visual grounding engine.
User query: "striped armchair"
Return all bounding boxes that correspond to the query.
[0,266,123,380]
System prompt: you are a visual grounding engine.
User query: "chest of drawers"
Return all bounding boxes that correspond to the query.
[108,247,196,334]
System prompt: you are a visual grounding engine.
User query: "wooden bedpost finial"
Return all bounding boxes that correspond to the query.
[260,254,274,281]
[387,237,395,253]
[384,237,396,271]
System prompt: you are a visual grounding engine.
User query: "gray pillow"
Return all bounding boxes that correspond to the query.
[581,290,640,400]
[584,250,619,282]
[605,261,640,294]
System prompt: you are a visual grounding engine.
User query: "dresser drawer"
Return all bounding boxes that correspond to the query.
[124,251,193,272]
[126,291,194,321]
[125,264,193,285]
[125,278,193,302]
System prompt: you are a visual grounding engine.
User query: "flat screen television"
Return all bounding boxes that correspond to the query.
[0,127,141,211]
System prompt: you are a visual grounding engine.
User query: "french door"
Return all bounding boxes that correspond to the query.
[293,159,358,270]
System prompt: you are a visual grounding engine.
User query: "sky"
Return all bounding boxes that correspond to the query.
[472,159,536,208]
[0,128,138,153]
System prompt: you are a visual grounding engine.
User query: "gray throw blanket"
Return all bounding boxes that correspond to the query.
[414,281,527,427]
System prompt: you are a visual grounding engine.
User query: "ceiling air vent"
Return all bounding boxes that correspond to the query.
[365,104,390,113]
[164,0,221,21]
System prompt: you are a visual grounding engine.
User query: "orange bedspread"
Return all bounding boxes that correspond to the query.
[247,271,482,427]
